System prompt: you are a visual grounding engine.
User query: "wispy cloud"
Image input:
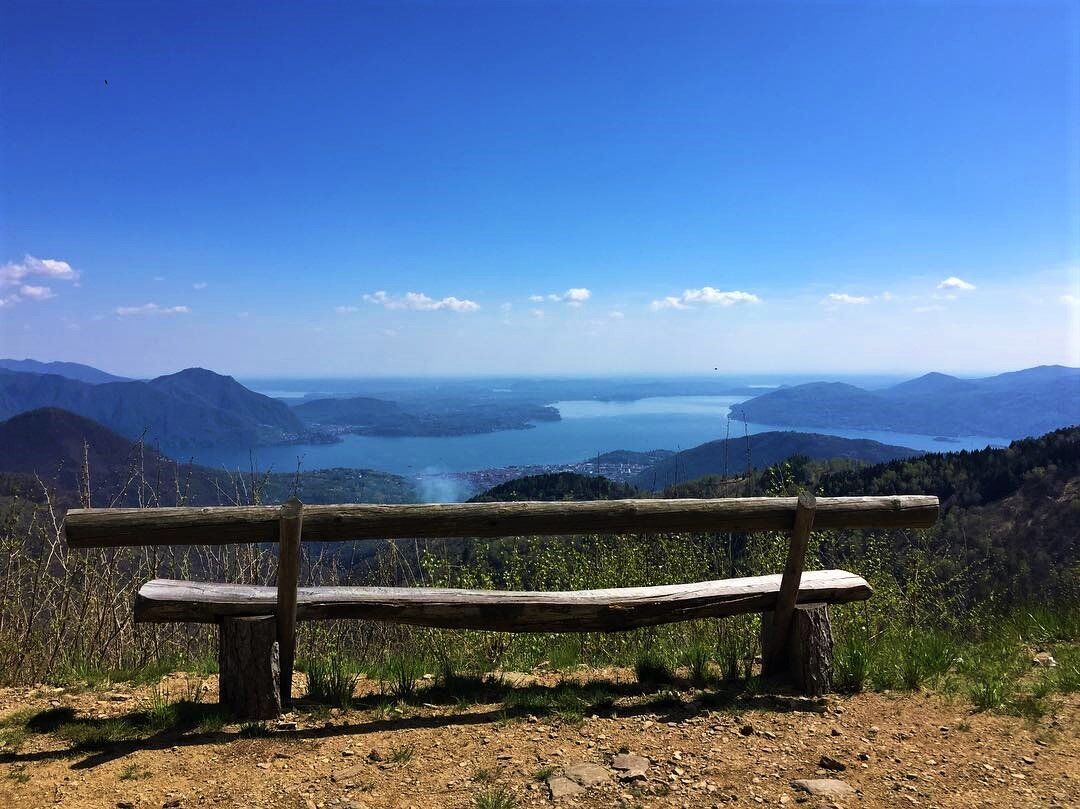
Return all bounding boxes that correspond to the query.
[18,284,55,301]
[334,305,359,314]
[193,281,208,290]
[608,310,625,319]
[529,288,592,307]
[938,276,976,291]
[825,292,871,305]
[115,303,191,316]
[363,290,480,312]
[651,287,760,310]
[1063,294,1080,307]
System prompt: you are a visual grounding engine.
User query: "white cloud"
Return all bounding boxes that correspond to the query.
[193,281,208,290]
[0,255,79,286]
[529,288,592,307]
[363,290,480,312]
[0,255,79,306]
[938,276,976,291]
[825,293,871,305]
[18,284,54,300]
[530,308,545,318]
[1062,294,1080,307]
[608,310,625,319]
[651,287,760,310]
[334,305,359,314]
[115,303,191,316]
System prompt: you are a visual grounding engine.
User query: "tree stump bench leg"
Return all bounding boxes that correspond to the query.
[219,616,282,720]
[760,603,834,696]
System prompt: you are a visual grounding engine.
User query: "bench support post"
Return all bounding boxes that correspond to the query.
[277,497,303,708]
[760,602,833,696]
[762,492,816,678]
[219,616,281,719]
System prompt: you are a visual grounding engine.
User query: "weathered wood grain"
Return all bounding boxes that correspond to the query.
[65,496,939,548]
[760,602,834,696]
[276,497,302,708]
[134,569,872,632]
[763,492,817,676]
[218,616,281,720]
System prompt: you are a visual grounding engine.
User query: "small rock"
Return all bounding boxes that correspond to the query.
[107,693,131,702]
[1022,756,1036,765]
[162,801,182,809]
[612,753,649,780]
[791,779,856,798]
[740,723,754,736]
[366,750,382,762]
[547,775,585,800]
[830,727,842,737]
[274,720,297,731]
[1032,652,1057,668]
[819,755,846,772]
[117,803,135,809]
[564,762,611,787]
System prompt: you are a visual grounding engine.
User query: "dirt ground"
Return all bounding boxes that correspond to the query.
[1,670,1077,809]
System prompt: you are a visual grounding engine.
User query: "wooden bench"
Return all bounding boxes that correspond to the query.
[65,493,938,719]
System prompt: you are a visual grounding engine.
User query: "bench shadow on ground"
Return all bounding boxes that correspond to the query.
[0,675,818,772]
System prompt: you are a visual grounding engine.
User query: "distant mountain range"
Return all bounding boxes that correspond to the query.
[0,366,305,453]
[0,407,414,506]
[628,430,922,490]
[0,358,130,384]
[733,365,1079,439]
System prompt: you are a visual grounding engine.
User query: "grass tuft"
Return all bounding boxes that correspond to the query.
[474,786,518,809]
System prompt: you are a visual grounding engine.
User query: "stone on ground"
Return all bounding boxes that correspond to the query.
[611,753,649,780]
[791,778,856,797]
[547,775,585,800]
[564,761,612,787]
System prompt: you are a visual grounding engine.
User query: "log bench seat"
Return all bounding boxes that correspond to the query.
[135,569,871,633]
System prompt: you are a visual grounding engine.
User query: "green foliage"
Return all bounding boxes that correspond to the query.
[303,655,358,707]
[470,472,640,502]
[382,653,426,701]
[681,638,713,686]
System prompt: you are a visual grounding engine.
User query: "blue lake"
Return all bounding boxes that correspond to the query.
[189,395,1011,477]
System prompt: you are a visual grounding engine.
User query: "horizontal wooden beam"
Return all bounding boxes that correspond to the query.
[65,495,938,548]
[134,570,873,632]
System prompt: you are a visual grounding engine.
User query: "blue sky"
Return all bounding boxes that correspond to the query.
[1,1,1078,377]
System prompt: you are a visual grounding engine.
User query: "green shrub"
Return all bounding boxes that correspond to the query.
[304,655,358,707]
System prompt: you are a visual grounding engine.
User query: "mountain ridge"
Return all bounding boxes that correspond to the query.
[734,365,1079,438]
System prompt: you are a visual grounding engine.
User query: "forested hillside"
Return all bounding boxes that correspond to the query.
[469,472,639,502]
[629,430,921,490]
